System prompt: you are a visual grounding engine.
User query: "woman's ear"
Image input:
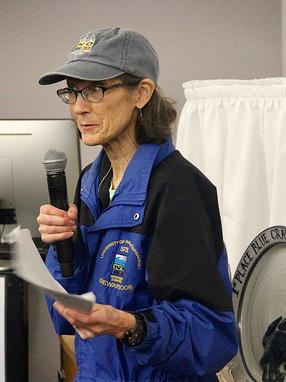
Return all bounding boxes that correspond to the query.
[136,79,156,108]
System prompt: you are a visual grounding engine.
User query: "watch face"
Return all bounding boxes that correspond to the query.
[122,313,146,346]
[230,226,286,382]
[127,331,145,346]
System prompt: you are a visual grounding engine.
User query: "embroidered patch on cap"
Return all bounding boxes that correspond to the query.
[71,34,95,55]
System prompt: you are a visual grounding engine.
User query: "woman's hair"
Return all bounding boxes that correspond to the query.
[118,73,177,144]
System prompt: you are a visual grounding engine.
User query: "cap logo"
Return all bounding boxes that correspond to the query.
[71,34,95,55]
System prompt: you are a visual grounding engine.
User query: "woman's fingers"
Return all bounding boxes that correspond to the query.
[37,204,77,243]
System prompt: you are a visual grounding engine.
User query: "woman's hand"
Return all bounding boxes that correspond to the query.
[53,301,136,340]
[37,203,78,244]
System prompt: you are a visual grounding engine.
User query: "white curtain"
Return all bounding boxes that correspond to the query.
[176,78,286,274]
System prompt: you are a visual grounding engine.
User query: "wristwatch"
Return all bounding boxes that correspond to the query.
[121,312,147,347]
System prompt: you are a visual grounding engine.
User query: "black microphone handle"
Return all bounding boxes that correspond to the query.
[47,171,74,277]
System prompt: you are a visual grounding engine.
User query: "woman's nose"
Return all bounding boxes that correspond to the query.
[72,94,93,114]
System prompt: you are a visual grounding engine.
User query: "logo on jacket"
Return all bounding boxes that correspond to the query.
[99,240,141,287]
[111,254,127,283]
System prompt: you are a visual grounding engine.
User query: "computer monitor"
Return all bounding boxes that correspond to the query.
[0,158,17,225]
[0,120,80,237]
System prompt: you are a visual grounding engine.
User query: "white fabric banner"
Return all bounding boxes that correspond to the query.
[176,78,286,274]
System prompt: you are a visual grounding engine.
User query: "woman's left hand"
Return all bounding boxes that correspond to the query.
[53,301,136,340]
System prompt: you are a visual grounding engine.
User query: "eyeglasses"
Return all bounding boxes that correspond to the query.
[56,82,124,104]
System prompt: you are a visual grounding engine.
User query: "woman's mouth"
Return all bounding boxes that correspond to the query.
[81,124,98,131]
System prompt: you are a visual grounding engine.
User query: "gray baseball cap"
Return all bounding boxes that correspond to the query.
[39,27,159,85]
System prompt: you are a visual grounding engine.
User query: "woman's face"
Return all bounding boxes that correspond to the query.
[68,78,139,147]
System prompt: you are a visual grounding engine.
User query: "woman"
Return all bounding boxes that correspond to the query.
[37,27,237,382]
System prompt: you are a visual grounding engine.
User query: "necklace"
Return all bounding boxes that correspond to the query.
[97,166,112,195]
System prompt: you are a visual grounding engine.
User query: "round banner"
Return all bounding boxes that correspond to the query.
[226,226,286,381]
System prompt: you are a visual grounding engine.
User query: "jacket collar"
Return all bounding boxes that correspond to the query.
[114,138,174,204]
[81,138,175,226]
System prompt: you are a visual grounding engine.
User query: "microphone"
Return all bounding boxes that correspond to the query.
[42,149,74,277]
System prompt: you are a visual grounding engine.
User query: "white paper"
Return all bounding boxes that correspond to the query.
[9,227,96,313]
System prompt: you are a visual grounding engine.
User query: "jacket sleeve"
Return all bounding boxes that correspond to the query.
[45,164,95,335]
[133,299,237,376]
[45,228,90,335]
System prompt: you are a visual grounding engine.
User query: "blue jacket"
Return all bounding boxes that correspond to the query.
[45,139,238,381]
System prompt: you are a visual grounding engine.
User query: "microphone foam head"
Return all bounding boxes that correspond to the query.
[42,149,67,173]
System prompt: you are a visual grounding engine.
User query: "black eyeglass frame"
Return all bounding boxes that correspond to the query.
[56,82,124,104]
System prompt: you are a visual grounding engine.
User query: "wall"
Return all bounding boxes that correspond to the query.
[1,0,282,380]
[1,0,282,166]
[1,0,281,122]
[283,0,286,74]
